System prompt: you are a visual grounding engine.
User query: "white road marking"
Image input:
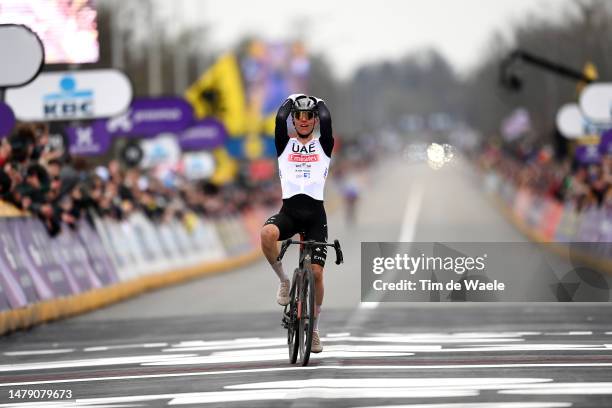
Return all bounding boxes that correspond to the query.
[500,382,612,395]
[3,349,75,356]
[142,351,414,365]
[2,364,612,388]
[0,354,196,372]
[357,403,571,408]
[327,332,351,337]
[359,183,423,310]
[84,343,168,352]
[169,389,477,404]
[226,377,552,390]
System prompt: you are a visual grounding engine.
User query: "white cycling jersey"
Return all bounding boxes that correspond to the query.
[278,137,331,201]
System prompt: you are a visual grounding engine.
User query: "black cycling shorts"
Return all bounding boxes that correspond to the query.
[264,195,328,267]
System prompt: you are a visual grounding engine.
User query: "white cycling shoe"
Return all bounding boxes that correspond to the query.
[277,280,290,306]
[311,330,323,353]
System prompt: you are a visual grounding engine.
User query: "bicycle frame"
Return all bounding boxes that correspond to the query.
[278,234,343,365]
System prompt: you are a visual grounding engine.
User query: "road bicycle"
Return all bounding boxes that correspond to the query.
[278,234,343,366]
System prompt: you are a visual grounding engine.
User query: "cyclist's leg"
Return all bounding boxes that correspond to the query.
[303,208,328,329]
[262,213,295,263]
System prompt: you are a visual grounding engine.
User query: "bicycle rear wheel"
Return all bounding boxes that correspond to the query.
[298,263,316,366]
[287,271,299,364]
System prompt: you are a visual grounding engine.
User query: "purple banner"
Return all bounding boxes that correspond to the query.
[66,121,112,156]
[16,218,76,298]
[0,219,45,304]
[0,102,16,137]
[0,282,11,311]
[55,228,101,291]
[77,220,119,285]
[598,129,612,156]
[575,144,601,165]
[104,97,194,136]
[178,118,228,151]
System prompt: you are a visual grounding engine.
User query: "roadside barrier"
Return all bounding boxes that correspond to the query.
[483,171,612,273]
[0,203,270,335]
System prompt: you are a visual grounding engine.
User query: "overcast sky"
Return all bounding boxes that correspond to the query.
[165,0,573,79]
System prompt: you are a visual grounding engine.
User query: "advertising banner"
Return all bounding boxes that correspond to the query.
[575,144,601,165]
[6,70,132,121]
[178,118,227,151]
[0,24,44,88]
[15,218,75,297]
[65,121,112,156]
[2,218,50,302]
[0,102,16,138]
[78,220,119,285]
[598,129,612,156]
[140,134,181,169]
[0,219,30,308]
[54,228,99,291]
[181,151,216,180]
[104,97,193,136]
[50,230,87,293]
[580,83,612,124]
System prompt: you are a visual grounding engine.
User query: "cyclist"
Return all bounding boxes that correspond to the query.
[261,94,334,354]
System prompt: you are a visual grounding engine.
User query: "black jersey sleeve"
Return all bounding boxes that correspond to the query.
[275,99,293,157]
[317,100,334,157]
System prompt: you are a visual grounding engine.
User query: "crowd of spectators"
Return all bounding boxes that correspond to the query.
[479,143,612,213]
[0,123,281,236]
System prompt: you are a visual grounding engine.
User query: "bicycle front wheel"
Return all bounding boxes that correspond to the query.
[298,263,316,366]
[287,271,299,364]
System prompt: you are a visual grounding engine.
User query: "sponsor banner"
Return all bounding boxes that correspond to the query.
[0,219,30,308]
[0,102,16,137]
[361,242,612,302]
[55,228,100,291]
[140,134,181,169]
[0,24,44,88]
[555,103,607,139]
[4,218,52,302]
[103,97,194,137]
[178,118,227,151]
[6,69,132,121]
[78,220,119,285]
[181,151,216,180]
[575,144,601,164]
[579,83,612,124]
[15,218,75,297]
[0,281,11,311]
[598,129,612,156]
[50,231,85,294]
[66,121,112,156]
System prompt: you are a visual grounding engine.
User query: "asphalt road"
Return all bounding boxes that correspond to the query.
[1,154,612,408]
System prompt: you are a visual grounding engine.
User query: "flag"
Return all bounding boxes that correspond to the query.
[185,54,246,136]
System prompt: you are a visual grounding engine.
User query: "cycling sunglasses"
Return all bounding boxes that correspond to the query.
[292,111,315,120]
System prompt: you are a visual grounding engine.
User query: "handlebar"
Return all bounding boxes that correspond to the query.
[277,238,344,265]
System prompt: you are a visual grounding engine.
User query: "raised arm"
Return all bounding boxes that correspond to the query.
[317,100,334,157]
[275,99,293,157]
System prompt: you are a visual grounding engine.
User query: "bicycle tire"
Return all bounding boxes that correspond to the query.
[287,270,299,364]
[299,261,316,366]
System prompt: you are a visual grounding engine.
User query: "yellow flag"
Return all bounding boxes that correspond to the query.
[210,147,238,185]
[185,54,246,136]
